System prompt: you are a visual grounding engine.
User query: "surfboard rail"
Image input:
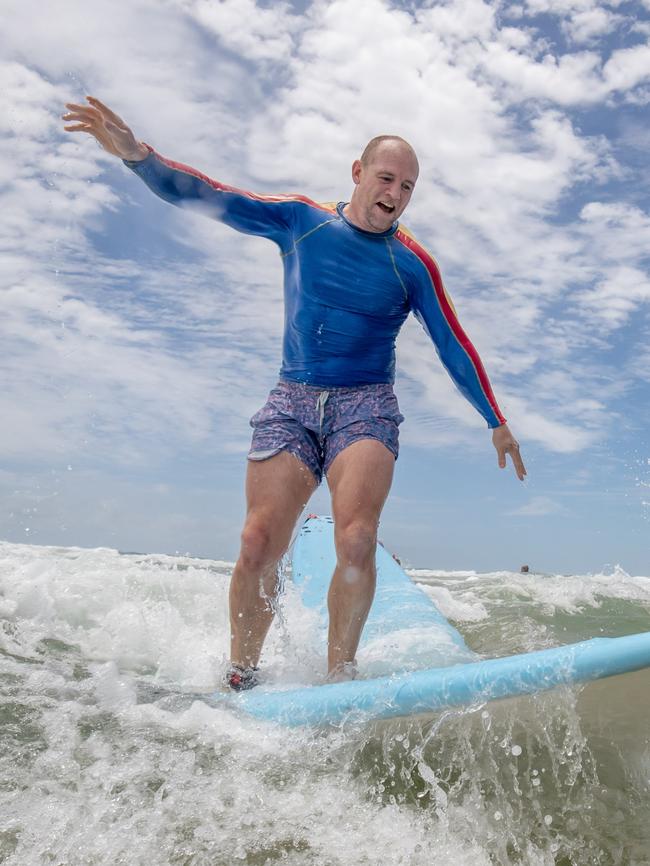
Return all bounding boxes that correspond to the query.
[236,631,650,726]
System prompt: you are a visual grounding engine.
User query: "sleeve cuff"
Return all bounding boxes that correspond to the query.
[122,142,155,168]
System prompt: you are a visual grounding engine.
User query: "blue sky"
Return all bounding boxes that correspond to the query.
[1,0,649,573]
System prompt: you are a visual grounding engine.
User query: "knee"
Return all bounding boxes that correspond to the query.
[335,521,377,569]
[238,518,283,573]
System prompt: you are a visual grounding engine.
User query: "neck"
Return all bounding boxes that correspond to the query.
[342,199,381,234]
[342,200,364,227]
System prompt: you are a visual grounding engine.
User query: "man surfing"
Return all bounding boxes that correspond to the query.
[63,97,526,689]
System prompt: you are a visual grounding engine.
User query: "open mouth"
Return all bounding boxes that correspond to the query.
[376,202,395,215]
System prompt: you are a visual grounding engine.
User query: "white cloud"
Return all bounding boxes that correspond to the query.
[507,495,568,516]
[565,8,622,44]
[632,20,650,37]
[1,0,648,481]
[603,43,650,92]
[572,266,650,330]
[515,0,625,45]
[176,0,301,63]
[578,202,650,268]
[474,0,650,106]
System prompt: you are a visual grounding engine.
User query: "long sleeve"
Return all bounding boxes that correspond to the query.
[123,145,301,249]
[394,229,506,428]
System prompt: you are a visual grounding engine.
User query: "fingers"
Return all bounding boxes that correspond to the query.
[86,96,127,128]
[64,101,100,117]
[511,457,526,482]
[64,101,93,111]
[494,431,527,481]
[492,423,528,481]
[63,104,102,128]
[63,97,127,132]
[505,444,527,481]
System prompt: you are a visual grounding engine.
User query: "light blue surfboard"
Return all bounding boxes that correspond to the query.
[231,516,650,726]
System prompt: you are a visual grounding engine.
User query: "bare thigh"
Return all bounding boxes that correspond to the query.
[240,450,319,568]
[326,439,395,528]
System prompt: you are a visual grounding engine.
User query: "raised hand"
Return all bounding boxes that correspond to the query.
[62,96,149,161]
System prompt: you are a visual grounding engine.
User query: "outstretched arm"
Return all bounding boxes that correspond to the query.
[62,96,296,244]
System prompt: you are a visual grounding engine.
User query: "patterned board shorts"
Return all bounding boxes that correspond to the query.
[248,380,405,483]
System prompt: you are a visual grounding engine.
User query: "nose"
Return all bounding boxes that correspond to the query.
[387,179,402,203]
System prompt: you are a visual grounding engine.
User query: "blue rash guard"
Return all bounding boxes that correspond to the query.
[123,146,506,428]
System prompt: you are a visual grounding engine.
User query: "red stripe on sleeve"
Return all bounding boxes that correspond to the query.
[396,228,506,426]
[145,145,335,214]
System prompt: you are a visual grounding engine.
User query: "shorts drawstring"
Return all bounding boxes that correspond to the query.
[315,390,330,434]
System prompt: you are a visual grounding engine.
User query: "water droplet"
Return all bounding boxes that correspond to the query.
[343,566,361,584]
[544,814,553,825]
[511,745,522,756]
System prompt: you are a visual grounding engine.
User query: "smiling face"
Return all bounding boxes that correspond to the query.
[344,137,419,233]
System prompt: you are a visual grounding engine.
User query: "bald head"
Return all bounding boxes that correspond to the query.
[360,135,419,176]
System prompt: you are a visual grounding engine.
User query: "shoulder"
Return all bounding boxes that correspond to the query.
[314,200,339,215]
[391,226,459,313]
[254,193,334,210]
[288,200,341,242]
[391,224,445,292]
[278,196,339,228]
[392,225,441,273]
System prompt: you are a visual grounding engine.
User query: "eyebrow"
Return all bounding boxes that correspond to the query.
[376,170,416,185]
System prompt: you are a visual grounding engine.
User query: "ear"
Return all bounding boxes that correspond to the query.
[351,159,363,186]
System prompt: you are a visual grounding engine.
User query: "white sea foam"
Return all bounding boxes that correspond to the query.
[410,564,650,617]
[417,584,489,623]
[2,540,650,864]
[360,624,473,677]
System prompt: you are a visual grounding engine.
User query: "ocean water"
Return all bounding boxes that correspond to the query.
[1,540,650,866]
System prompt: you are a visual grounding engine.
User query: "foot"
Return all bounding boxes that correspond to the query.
[326,660,358,684]
[225,664,260,692]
